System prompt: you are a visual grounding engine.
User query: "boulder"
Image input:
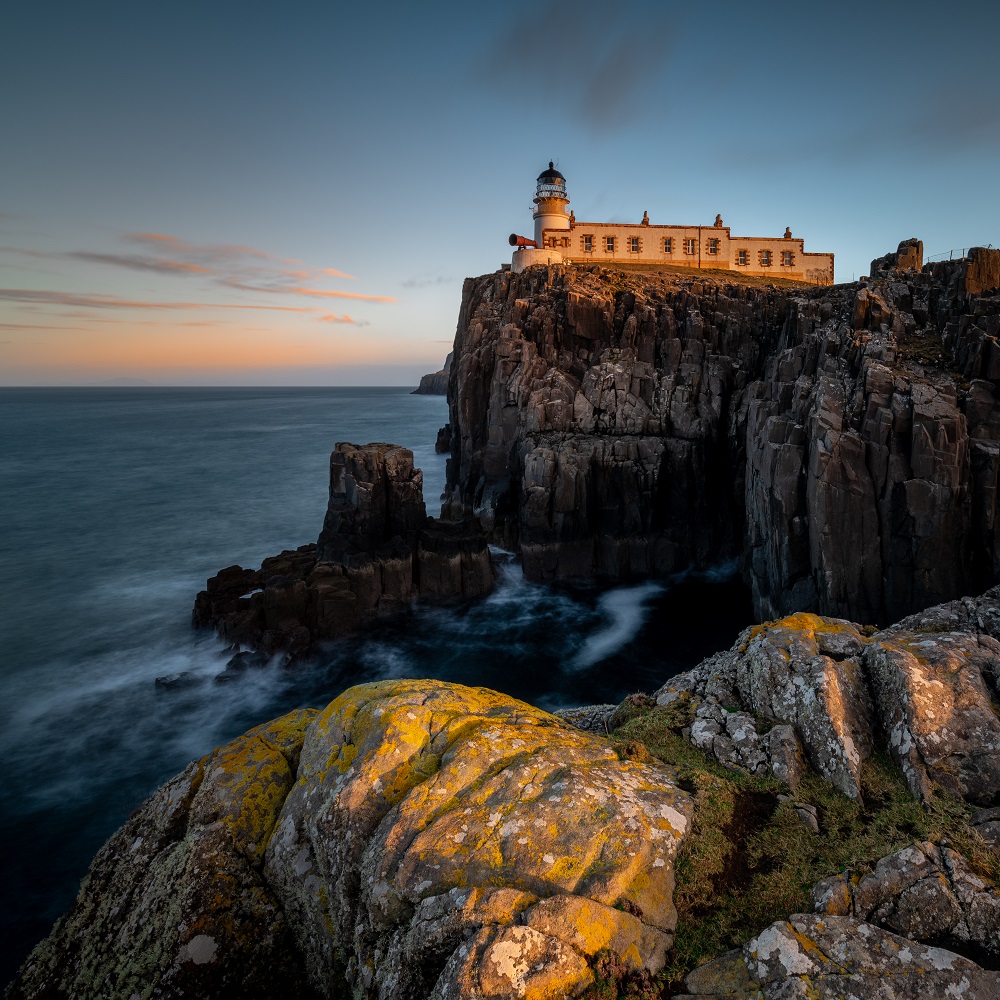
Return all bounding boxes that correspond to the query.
[650,591,1000,807]
[681,914,1000,999]
[813,841,1000,957]
[7,710,322,1000]
[9,681,694,1000]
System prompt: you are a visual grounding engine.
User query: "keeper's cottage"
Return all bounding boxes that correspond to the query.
[509,163,834,284]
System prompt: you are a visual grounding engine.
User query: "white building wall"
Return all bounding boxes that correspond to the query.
[540,220,834,284]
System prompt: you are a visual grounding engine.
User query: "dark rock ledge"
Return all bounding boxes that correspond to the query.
[192,442,494,663]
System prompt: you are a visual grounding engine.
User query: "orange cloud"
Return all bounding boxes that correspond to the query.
[290,287,396,303]
[319,313,370,326]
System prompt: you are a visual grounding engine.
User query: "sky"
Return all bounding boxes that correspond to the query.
[1,0,998,386]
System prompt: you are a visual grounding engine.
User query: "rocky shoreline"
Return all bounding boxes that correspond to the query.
[11,591,1000,998]
[11,247,1000,999]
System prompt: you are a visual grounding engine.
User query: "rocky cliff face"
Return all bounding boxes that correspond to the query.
[413,352,453,395]
[193,442,494,660]
[443,248,1000,625]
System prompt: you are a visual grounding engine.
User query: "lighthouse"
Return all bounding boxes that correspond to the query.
[509,162,571,273]
[532,162,570,246]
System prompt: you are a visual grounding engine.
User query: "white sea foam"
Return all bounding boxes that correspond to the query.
[569,581,665,670]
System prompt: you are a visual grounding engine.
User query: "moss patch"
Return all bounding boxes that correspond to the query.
[601,701,997,996]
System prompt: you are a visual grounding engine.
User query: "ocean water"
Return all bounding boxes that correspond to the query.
[0,387,753,984]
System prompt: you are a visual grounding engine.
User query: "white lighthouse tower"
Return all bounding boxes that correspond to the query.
[509,162,571,273]
[532,162,570,245]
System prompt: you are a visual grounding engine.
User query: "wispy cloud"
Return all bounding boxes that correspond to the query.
[0,288,318,312]
[286,267,356,281]
[287,286,395,303]
[476,0,674,130]
[125,232,272,262]
[0,231,394,314]
[0,321,87,330]
[67,251,213,275]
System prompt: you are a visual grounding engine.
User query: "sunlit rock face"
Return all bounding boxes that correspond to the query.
[266,679,693,999]
[8,680,693,1000]
[444,250,1000,625]
[651,587,1000,807]
[683,913,1000,999]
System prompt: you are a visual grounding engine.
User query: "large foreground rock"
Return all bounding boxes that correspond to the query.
[8,680,693,1000]
[193,443,494,657]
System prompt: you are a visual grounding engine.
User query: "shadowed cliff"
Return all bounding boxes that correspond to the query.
[442,246,1000,625]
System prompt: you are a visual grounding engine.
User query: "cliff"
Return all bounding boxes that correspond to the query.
[442,247,1000,625]
[412,352,453,395]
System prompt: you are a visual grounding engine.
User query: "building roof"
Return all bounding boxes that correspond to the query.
[537,161,565,182]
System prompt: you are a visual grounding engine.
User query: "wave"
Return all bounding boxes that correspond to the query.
[569,581,666,670]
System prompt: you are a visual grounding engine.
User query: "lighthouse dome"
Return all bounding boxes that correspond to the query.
[537,161,565,183]
[534,162,568,206]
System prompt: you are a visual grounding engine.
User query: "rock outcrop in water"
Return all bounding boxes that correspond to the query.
[442,247,1000,624]
[193,442,493,659]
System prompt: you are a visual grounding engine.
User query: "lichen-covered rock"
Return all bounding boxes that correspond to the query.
[681,913,1000,998]
[865,624,1000,803]
[649,594,1000,807]
[9,681,693,1000]
[266,679,693,998]
[7,709,321,1000]
[723,613,876,798]
[813,842,1000,957]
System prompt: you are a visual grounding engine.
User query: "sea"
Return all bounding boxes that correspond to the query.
[0,386,753,984]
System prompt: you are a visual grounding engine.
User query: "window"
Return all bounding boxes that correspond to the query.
[781,250,794,266]
[737,249,748,266]
[760,250,772,267]
[629,236,640,253]
[684,238,697,255]
[708,238,719,255]
[605,236,616,252]
[583,234,593,252]
[663,238,673,254]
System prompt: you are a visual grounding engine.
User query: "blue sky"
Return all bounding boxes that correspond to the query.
[1,0,997,384]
